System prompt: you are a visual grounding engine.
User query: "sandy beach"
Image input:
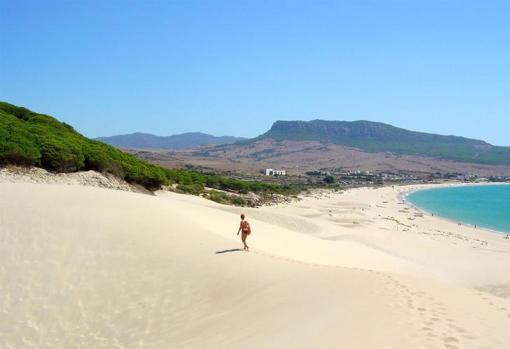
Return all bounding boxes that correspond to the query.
[1,178,510,348]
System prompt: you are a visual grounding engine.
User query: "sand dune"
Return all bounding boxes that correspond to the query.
[1,182,509,348]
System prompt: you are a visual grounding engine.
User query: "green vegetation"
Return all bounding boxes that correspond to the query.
[323,175,336,184]
[175,183,204,195]
[206,190,248,206]
[0,102,168,190]
[0,102,300,199]
[255,120,510,165]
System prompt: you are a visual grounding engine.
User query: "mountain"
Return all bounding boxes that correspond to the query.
[147,137,510,178]
[97,132,244,149]
[254,120,510,166]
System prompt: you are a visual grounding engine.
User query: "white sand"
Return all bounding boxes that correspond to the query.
[1,181,509,348]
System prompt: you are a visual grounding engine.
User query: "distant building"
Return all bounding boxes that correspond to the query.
[265,168,286,176]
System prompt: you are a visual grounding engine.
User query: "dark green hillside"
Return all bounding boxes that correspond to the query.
[0,102,169,189]
[0,102,293,195]
[256,120,510,165]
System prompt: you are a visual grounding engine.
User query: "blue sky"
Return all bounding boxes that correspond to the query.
[1,0,509,145]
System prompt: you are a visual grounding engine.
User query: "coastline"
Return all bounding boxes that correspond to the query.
[249,182,510,289]
[401,182,510,236]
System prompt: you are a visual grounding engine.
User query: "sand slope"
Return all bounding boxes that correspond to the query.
[1,183,509,348]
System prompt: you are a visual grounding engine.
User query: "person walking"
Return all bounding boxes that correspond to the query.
[237,213,251,251]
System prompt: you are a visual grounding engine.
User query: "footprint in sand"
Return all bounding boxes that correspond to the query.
[444,345,458,349]
[443,336,460,346]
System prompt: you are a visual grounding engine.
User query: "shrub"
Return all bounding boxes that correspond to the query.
[0,139,41,166]
[207,190,248,206]
[229,195,247,206]
[208,190,229,203]
[323,175,336,184]
[40,136,85,171]
[176,183,204,195]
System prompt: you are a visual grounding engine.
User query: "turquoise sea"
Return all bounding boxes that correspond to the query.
[407,185,510,234]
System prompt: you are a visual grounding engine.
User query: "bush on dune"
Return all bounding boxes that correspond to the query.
[40,136,85,171]
[176,183,204,195]
[207,190,248,206]
[0,102,172,189]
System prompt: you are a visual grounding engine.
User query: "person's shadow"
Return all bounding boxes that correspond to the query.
[215,248,243,254]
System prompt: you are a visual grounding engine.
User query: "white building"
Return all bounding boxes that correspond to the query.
[265,168,286,176]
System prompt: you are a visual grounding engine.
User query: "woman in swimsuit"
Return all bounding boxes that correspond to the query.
[237,213,251,251]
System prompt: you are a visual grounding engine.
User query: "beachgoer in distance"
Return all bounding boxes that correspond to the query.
[237,213,251,251]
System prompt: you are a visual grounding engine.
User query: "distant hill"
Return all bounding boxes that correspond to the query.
[254,120,510,165]
[0,101,286,195]
[97,132,244,149]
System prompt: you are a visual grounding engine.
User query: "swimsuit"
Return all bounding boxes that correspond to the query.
[241,221,250,234]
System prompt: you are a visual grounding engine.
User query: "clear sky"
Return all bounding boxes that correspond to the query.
[1,0,509,145]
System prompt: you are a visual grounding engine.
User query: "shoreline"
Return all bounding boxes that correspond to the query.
[1,170,509,283]
[400,182,510,236]
[255,182,510,291]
